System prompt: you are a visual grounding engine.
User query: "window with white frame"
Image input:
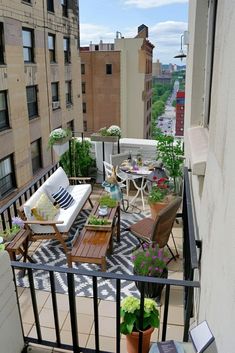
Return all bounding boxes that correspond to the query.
[0,90,9,131]
[63,37,70,63]
[26,85,38,119]
[48,34,56,62]
[22,28,34,63]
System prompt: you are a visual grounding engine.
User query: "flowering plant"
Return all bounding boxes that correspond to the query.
[0,217,24,242]
[148,177,169,204]
[48,128,71,147]
[132,243,168,277]
[120,296,159,335]
[99,125,121,138]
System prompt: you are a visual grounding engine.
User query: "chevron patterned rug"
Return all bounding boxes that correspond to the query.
[16,209,148,300]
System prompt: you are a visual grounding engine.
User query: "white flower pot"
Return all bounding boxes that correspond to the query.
[53,141,69,156]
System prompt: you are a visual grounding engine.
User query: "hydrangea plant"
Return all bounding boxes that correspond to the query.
[48,128,71,147]
[120,296,159,335]
[98,125,121,138]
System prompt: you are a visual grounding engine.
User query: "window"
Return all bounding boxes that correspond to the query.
[0,23,5,64]
[67,120,74,131]
[31,140,42,174]
[0,91,9,130]
[22,28,34,63]
[83,102,86,113]
[23,0,31,3]
[51,82,59,109]
[47,0,54,12]
[82,82,86,94]
[26,86,38,119]
[106,64,112,75]
[0,155,16,197]
[48,34,56,62]
[61,0,68,17]
[63,37,70,64]
[65,81,72,106]
[81,63,85,74]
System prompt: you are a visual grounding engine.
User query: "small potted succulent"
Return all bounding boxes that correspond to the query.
[120,296,160,353]
[132,243,168,301]
[48,128,72,156]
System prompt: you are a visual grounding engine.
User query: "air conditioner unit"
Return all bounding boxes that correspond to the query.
[52,101,60,110]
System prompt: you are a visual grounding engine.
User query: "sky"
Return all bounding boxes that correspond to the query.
[79,0,189,64]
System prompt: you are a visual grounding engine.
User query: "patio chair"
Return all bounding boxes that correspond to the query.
[110,153,142,197]
[129,197,182,263]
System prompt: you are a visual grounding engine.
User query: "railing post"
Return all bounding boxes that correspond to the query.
[67,272,80,353]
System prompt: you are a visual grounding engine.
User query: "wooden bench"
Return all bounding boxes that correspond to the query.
[71,202,120,271]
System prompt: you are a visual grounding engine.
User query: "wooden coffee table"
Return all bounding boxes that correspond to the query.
[71,202,120,271]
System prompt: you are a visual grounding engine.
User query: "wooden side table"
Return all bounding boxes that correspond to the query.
[5,228,34,265]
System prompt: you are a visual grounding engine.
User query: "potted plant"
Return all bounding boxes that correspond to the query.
[48,128,72,156]
[156,133,184,194]
[132,244,168,301]
[0,217,24,247]
[148,177,171,219]
[120,296,160,353]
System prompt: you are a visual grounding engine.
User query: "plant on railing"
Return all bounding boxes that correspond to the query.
[48,128,72,148]
[155,133,184,194]
[98,125,121,138]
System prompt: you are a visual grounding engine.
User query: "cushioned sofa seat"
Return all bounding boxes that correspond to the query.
[23,167,92,234]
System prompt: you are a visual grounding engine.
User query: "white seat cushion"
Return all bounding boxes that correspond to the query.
[24,183,92,234]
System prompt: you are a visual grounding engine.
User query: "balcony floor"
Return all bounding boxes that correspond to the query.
[17,185,187,353]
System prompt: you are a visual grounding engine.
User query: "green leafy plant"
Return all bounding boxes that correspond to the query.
[132,243,168,277]
[98,125,121,138]
[120,296,160,335]
[48,128,71,148]
[148,178,169,204]
[99,194,117,208]
[60,139,96,177]
[87,215,111,226]
[0,217,24,242]
[156,134,184,193]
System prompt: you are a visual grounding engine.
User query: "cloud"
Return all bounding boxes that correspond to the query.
[80,23,115,45]
[148,21,188,62]
[80,21,188,63]
[123,0,188,9]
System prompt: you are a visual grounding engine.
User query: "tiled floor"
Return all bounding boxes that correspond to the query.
[17,185,186,353]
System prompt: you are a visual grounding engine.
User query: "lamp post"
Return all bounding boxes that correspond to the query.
[174,34,187,61]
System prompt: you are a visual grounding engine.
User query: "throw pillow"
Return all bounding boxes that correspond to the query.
[52,186,75,209]
[31,193,59,221]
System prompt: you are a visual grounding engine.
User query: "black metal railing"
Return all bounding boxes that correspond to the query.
[0,163,200,351]
[12,261,199,353]
[0,163,59,231]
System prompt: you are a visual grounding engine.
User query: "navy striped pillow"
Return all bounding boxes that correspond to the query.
[52,186,75,209]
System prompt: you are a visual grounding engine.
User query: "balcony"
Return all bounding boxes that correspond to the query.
[0,142,199,353]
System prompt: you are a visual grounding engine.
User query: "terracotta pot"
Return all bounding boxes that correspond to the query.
[126,327,154,353]
[149,202,168,219]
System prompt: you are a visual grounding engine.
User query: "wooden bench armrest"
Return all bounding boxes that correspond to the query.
[23,220,64,225]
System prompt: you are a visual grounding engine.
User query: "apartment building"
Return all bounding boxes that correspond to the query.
[0,0,82,200]
[185,0,235,351]
[81,24,154,139]
[175,90,185,136]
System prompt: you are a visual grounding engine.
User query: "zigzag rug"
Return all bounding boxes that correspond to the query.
[16,209,147,301]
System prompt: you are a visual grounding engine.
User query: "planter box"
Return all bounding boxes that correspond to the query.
[90,134,119,143]
[84,218,112,231]
[52,137,70,156]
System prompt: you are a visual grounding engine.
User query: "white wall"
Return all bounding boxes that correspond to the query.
[185,1,235,351]
[0,252,24,352]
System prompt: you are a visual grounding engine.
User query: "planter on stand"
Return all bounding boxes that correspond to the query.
[126,326,154,353]
[52,137,70,157]
[134,267,168,303]
[90,134,119,176]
